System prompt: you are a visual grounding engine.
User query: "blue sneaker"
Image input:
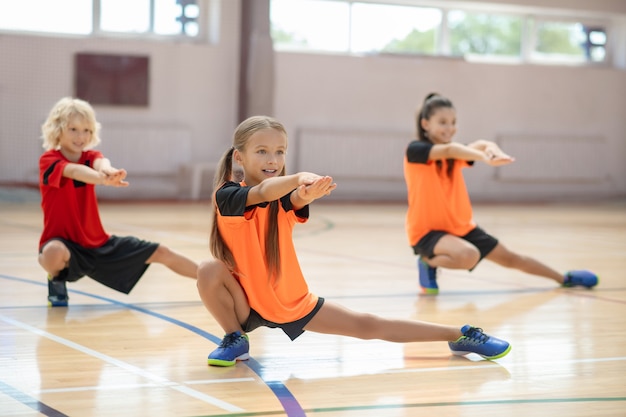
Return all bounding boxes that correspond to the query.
[48,276,68,307]
[418,258,438,295]
[563,270,598,288]
[449,325,511,360]
[208,331,250,367]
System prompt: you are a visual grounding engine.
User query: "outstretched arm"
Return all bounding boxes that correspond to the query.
[62,157,129,187]
[246,172,328,206]
[429,141,514,167]
[290,176,337,210]
[467,140,515,166]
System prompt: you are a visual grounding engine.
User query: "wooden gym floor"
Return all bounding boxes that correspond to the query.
[1,189,625,416]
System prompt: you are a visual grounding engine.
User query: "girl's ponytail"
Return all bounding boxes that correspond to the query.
[209,147,237,271]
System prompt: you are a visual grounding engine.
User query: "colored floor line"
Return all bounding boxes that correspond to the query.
[194,397,626,417]
[2,272,624,417]
[0,274,306,417]
[0,380,68,417]
[0,314,244,412]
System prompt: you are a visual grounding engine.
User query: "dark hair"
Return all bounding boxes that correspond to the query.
[416,93,455,178]
[210,116,287,280]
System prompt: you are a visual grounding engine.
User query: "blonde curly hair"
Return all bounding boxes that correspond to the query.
[41,97,101,150]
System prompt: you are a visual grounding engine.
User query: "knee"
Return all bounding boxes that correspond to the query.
[39,241,68,270]
[457,247,481,269]
[197,260,230,290]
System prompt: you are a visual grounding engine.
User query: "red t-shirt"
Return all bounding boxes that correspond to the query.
[214,181,318,323]
[39,150,110,249]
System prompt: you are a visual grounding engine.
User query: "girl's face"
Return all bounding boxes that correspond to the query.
[421,106,457,144]
[58,114,93,161]
[235,128,287,186]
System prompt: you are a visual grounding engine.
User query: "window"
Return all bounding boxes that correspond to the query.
[270,0,611,66]
[0,0,92,35]
[0,0,201,38]
[531,19,607,63]
[270,0,441,55]
[586,28,607,61]
[351,3,441,55]
[100,0,152,33]
[448,11,522,58]
[271,0,350,52]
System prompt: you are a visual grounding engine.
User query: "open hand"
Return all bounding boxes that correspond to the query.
[102,168,129,187]
[296,176,336,201]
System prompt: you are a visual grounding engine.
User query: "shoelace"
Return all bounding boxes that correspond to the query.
[220,333,244,348]
[464,327,489,344]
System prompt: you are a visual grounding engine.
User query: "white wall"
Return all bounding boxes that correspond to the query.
[275,52,626,202]
[273,1,626,202]
[0,0,624,202]
[0,1,241,199]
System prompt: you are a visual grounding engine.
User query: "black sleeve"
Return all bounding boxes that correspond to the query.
[216,182,310,219]
[280,193,310,219]
[215,182,250,216]
[406,141,433,164]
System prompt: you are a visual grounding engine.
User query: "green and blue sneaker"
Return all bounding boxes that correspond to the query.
[208,331,250,367]
[563,270,598,288]
[449,325,511,360]
[418,258,438,295]
[48,275,69,307]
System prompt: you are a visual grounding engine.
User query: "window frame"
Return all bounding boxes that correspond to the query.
[270,0,614,67]
[0,0,212,43]
[526,15,610,66]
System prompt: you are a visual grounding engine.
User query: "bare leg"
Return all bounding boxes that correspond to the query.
[38,240,70,277]
[424,234,480,270]
[146,244,198,279]
[197,260,250,334]
[486,243,564,283]
[304,301,462,342]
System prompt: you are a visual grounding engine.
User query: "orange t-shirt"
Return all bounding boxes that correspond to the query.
[404,140,475,247]
[214,181,318,323]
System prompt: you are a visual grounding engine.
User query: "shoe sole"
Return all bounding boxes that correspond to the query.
[48,299,69,307]
[562,278,599,289]
[420,287,439,295]
[450,344,512,360]
[207,353,250,367]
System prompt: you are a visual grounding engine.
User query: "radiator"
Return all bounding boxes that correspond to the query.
[495,134,609,182]
[96,125,192,175]
[295,128,411,180]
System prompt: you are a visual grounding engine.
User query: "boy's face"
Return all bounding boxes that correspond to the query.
[58,115,93,161]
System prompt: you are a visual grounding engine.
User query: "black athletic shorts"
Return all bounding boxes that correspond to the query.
[41,235,159,294]
[413,226,498,263]
[242,297,325,341]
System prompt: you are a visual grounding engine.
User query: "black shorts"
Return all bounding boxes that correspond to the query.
[413,226,498,263]
[242,297,325,341]
[41,235,159,294]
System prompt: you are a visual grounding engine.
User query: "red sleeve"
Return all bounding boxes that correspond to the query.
[40,151,69,188]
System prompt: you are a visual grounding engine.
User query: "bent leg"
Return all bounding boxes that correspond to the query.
[304,301,461,342]
[146,244,198,279]
[197,260,250,334]
[38,240,70,277]
[486,243,563,283]
[425,234,481,270]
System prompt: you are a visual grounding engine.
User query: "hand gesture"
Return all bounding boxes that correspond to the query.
[296,175,336,201]
[101,168,129,187]
[296,172,324,186]
[484,144,515,167]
